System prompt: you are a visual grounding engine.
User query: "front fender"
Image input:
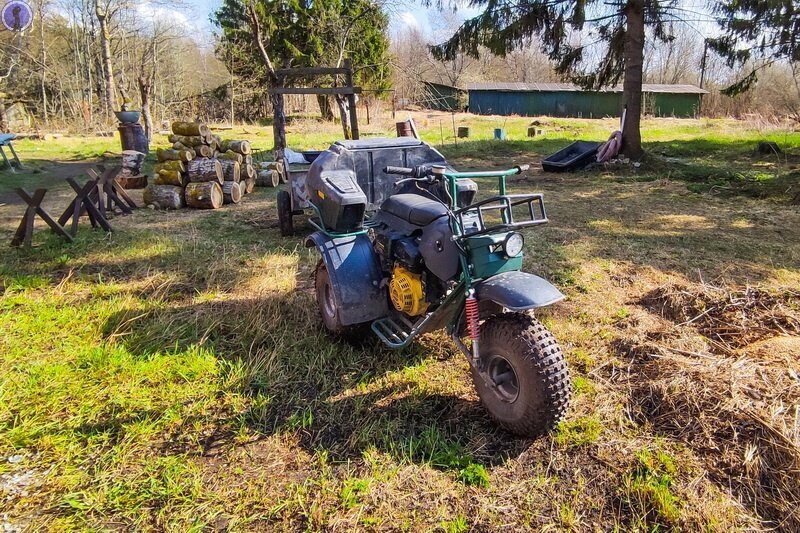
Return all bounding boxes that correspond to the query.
[305,232,388,326]
[475,271,565,311]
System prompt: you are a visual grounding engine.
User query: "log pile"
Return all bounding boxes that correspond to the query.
[143,121,257,210]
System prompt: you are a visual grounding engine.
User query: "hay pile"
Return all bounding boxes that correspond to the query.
[615,282,800,530]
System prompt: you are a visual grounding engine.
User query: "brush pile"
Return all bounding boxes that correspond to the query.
[640,283,800,351]
[143,121,257,210]
[613,281,800,530]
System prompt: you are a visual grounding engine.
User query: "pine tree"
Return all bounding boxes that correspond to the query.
[709,0,799,94]
[429,0,685,158]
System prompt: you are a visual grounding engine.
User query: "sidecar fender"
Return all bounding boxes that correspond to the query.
[305,232,388,326]
[475,271,565,311]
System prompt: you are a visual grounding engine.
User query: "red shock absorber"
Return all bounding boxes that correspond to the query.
[465,291,480,341]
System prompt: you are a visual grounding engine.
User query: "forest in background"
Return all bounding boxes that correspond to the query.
[1,0,799,134]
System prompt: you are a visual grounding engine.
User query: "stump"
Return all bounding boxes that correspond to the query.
[220,160,241,182]
[457,126,470,138]
[185,182,223,209]
[121,150,146,173]
[244,164,256,180]
[118,123,149,154]
[143,184,184,210]
[527,127,537,137]
[116,175,148,189]
[186,158,223,184]
[172,121,210,137]
[154,169,184,187]
[222,181,242,204]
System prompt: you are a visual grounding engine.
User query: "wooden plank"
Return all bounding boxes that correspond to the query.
[269,87,362,95]
[275,67,349,76]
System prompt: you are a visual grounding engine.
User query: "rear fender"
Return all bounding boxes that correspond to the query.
[475,271,565,311]
[305,232,388,326]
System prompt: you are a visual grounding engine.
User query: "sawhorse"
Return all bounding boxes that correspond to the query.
[10,188,74,247]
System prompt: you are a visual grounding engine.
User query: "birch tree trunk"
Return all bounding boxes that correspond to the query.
[94,0,115,118]
[138,75,153,141]
[39,2,48,124]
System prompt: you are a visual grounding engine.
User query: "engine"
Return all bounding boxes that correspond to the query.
[389,266,428,316]
[374,233,430,316]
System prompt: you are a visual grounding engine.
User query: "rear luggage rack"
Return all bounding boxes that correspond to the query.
[453,193,548,237]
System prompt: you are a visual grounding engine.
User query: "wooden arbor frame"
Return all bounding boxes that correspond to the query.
[269,59,361,148]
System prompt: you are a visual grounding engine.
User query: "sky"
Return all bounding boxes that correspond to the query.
[181,0,474,40]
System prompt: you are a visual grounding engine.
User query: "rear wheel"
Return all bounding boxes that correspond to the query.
[277,190,294,236]
[314,261,368,339]
[471,313,570,437]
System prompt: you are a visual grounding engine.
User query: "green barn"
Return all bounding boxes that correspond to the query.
[422,82,467,112]
[467,82,707,118]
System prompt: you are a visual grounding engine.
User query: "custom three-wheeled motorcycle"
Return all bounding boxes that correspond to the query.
[302,138,570,436]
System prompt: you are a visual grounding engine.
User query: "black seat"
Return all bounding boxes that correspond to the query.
[381,194,448,226]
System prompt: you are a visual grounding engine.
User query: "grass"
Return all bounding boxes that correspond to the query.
[0,113,799,530]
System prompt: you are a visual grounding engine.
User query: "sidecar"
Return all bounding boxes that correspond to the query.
[276,138,449,236]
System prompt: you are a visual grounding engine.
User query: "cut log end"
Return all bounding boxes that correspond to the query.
[143,184,184,209]
[222,181,242,204]
[185,182,223,209]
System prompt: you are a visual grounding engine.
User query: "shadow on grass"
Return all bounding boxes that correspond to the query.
[101,275,530,474]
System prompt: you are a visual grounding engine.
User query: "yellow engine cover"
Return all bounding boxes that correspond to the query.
[389,266,428,316]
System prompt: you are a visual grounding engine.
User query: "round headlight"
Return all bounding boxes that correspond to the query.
[504,232,524,257]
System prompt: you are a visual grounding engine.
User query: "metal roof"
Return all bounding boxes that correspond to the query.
[466,82,708,94]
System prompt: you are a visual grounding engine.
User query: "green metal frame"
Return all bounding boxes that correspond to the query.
[373,167,526,348]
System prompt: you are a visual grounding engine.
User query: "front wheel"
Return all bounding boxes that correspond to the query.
[471,313,570,437]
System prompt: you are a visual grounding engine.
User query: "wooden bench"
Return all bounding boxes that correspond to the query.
[0,133,23,173]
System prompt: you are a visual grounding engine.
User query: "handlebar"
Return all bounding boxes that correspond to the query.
[384,165,416,176]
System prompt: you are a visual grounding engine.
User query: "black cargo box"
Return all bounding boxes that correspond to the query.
[306,169,367,233]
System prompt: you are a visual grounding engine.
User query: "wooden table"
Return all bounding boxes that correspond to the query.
[0,133,23,173]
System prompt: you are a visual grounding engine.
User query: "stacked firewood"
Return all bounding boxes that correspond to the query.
[143,121,256,210]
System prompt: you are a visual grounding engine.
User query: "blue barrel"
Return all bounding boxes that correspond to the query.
[494,128,506,140]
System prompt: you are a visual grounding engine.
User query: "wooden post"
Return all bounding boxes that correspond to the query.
[272,74,287,160]
[344,59,359,140]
